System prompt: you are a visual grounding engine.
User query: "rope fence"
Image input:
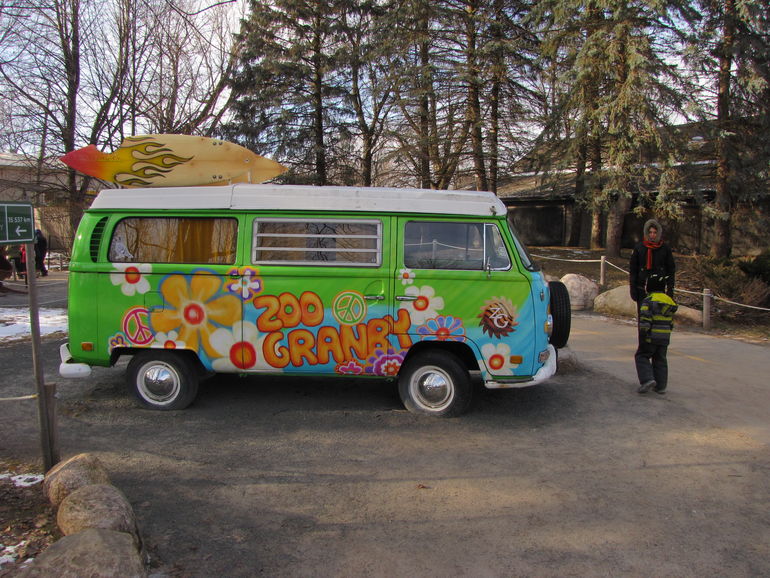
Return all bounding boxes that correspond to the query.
[531,252,770,329]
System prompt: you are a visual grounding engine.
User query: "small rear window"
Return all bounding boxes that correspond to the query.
[253,219,381,266]
[109,217,238,264]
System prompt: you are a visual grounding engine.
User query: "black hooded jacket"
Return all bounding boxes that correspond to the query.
[629,219,675,302]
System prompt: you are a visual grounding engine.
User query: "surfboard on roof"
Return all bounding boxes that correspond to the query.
[60,134,287,187]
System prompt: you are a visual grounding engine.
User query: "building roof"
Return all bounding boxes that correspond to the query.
[88,184,509,217]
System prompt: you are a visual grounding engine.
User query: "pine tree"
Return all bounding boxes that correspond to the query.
[228,0,348,185]
[534,0,698,256]
[690,0,770,258]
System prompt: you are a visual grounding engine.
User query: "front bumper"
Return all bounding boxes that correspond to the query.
[59,343,92,379]
[484,344,557,389]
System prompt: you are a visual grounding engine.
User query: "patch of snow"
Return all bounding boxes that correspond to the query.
[0,541,27,569]
[0,472,44,487]
[0,308,68,343]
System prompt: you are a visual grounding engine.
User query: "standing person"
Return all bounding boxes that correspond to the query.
[7,244,22,278]
[629,219,676,393]
[634,276,677,394]
[34,229,48,276]
[629,219,675,304]
[0,246,12,284]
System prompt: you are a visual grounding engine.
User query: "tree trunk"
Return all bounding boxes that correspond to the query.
[590,210,603,250]
[465,0,487,191]
[570,134,588,246]
[712,0,735,258]
[589,133,603,249]
[488,0,504,194]
[312,25,326,186]
[605,194,631,258]
[418,12,431,189]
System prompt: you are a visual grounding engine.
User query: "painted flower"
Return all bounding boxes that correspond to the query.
[151,330,185,350]
[209,321,272,372]
[399,285,444,325]
[416,315,466,342]
[399,267,415,286]
[150,272,240,358]
[365,347,406,376]
[226,267,263,300]
[110,263,151,296]
[481,342,517,375]
[336,360,364,375]
[108,333,128,352]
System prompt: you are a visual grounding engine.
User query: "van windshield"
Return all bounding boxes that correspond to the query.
[506,215,540,272]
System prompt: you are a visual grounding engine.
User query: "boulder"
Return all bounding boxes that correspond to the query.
[593,285,637,317]
[17,528,146,578]
[675,304,702,325]
[560,273,599,311]
[593,286,704,325]
[44,453,111,507]
[57,484,140,546]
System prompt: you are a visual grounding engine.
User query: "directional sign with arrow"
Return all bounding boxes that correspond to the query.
[0,202,35,243]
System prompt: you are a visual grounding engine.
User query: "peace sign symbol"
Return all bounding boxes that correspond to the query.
[332,291,367,325]
[123,306,153,345]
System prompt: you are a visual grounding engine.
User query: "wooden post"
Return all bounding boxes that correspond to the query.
[703,288,712,331]
[600,255,606,286]
[26,242,59,471]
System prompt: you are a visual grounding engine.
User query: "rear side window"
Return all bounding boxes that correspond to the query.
[404,221,511,271]
[253,219,381,266]
[109,217,238,264]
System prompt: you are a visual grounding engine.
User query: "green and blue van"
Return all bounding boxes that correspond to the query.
[60,185,570,416]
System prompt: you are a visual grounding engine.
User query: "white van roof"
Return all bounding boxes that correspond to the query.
[88,184,508,217]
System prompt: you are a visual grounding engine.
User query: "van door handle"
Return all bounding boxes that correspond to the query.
[364,295,385,301]
[396,295,417,302]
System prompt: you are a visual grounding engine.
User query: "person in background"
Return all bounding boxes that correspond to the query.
[0,246,12,285]
[34,229,48,276]
[629,219,675,305]
[6,244,23,278]
[629,219,676,394]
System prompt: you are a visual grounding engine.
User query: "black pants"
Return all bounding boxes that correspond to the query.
[635,340,668,391]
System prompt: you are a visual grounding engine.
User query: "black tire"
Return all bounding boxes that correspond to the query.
[549,280,571,349]
[127,351,199,410]
[398,350,472,417]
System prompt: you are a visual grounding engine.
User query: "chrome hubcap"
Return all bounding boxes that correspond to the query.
[413,367,453,409]
[139,363,180,403]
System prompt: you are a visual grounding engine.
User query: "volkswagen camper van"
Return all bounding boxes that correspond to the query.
[60,185,570,416]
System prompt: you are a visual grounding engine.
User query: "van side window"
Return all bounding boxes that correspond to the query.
[109,217,238,264]
[254,219,381,266]
[404,221,511,271]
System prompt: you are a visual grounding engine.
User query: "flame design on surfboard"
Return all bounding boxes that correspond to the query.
[60,134,287,187]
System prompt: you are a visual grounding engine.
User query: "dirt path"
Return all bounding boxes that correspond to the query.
[1,320,768,576]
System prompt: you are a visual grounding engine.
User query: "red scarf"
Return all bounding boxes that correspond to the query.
[643,240,662,270]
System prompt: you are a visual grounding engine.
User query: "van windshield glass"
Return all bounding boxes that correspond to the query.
[403,221,510,271]
[506,215,540,271]
[109,217,237,264]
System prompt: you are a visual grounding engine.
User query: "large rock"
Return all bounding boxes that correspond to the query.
[593,286,704,325]
[675,304,702,325]
[17,528,146,578]
[44,453,111,507]
[57,484,140,546]
[561,273,600,311]
[594,285,638,317]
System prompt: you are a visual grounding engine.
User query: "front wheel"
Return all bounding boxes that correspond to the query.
[398,350,472,417]
[127,351,199,410]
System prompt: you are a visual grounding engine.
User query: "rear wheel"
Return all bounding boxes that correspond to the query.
[398,350,472,417]
[549,280,571,349]
[127,351,199,410]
